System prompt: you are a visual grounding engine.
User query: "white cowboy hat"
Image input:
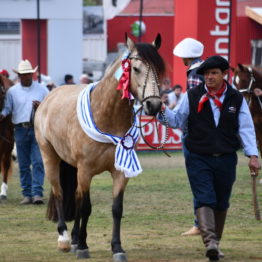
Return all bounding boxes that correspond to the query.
[13,59,38,74]
[173,38,204,58]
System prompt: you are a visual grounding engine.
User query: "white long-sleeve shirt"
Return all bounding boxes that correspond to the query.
[159,85,258,157]
[1,81,49,124]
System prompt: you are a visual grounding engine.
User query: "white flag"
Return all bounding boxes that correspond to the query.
[103,0,131,20]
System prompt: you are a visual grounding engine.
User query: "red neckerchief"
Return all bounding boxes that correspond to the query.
[197,82,226,113]
[117,59,131,99]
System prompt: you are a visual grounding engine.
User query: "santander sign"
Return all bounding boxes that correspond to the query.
[210,0,231,60]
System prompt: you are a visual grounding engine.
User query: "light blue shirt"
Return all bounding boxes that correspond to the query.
[1,81,49,124]
[159,85,258,157]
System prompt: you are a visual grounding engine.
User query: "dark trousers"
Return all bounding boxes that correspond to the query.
[184,150,237,210]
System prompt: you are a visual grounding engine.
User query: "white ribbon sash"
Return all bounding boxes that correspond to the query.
[76,83,142,177]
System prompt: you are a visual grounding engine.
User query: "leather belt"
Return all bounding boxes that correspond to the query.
[15,122,34,128]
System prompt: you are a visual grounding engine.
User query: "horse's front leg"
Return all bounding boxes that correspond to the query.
[111,171,129,262]
[71,168,92,259]
[71,191,92,259]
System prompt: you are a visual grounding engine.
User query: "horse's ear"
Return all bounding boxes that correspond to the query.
[126,33,135,52]
[152,33,161,50]
[230,66,235,73]
[238,63,245,71]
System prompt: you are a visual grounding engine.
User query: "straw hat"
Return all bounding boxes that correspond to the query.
[13,60,38,74]
[173,38,204,58]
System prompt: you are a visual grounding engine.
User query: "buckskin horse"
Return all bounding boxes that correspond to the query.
[233,64,262,157]
[0,74,14,200]
[34,34,165,261]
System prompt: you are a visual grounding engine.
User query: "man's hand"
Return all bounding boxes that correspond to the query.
[0,114,5,121]
[249,155,261,176]
[32,100,41,110]
[254,88,262,97]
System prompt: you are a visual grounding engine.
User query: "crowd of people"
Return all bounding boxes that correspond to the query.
[0,38,261,261]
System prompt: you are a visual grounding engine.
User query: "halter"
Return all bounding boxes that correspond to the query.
[237,66,262,109]
[117,51,169,154]
[129,55,170,155]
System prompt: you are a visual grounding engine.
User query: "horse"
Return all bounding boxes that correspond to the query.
[232,64,262,157]
[34,34,166,261]
[0,74,14,200]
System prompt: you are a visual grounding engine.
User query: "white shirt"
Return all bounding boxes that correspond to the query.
[1,81,49,124]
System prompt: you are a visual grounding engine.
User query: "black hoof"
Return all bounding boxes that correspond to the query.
[206,249,219,261]
[76,249,90,259]
[70,244,77,253]
[113,252,128,262]
[0,195,7,200]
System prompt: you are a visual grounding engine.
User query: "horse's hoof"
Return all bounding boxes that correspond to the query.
[113,252,128,262]
[57,241,71,252]
[76,249,90,259]
[0,195,7,200]
[70,244,78,253]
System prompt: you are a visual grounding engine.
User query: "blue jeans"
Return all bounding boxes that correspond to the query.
[15,126,45,198]
[184,150,237,211]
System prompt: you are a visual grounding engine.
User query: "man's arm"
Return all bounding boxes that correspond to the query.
[238,98,261,175]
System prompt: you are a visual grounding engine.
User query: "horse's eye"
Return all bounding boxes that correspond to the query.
[133,67,140,73]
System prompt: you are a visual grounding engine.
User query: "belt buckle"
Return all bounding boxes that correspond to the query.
[212,153,222,157]
[22,122,31,128]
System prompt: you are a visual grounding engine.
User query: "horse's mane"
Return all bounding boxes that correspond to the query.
[135,43,166,77]
[103,42,166,80]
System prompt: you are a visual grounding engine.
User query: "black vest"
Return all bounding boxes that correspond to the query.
[185,82,243,154]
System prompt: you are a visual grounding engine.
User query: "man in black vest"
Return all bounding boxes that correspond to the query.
[159,55,261,261]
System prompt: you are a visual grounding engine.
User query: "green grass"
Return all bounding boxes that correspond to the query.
[0,151,261,262]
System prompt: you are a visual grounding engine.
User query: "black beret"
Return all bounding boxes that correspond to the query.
[197,55,229,75]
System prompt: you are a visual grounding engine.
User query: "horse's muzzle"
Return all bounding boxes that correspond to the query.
[143,97,162,116]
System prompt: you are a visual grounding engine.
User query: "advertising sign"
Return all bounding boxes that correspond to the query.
[136,116,182,151]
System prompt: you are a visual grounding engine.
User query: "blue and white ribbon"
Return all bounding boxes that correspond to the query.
[76,83,142,177]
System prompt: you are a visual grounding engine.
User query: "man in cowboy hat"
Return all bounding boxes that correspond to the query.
[173,38,205,236]
[159,55,261,261]
[0,59,49,205]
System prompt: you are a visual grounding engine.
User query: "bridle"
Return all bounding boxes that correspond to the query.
[128,54,170,155]
[235,66,262,110]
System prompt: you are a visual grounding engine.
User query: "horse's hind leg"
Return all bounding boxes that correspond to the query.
[39,143,71,252]
[111,171,129,262]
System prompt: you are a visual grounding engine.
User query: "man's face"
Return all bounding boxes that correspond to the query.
[174,88,182,96]
[203,68,227,90]
[19,73,33,87]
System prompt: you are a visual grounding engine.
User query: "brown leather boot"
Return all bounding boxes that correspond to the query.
[214,210,227,258]
[196,207,219,261]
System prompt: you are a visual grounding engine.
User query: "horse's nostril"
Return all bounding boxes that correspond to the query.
[145,100,161,115]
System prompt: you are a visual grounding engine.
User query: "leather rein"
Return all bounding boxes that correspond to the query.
[128,55,170,156]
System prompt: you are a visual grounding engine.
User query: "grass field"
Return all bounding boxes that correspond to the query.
[0,151,261,262]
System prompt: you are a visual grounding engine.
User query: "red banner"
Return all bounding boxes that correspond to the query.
[136,116,182,151]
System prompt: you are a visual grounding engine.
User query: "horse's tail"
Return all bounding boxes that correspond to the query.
[46,160,77,222]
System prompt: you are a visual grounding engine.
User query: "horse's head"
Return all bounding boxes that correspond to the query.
[0,75,14,110]
[125,34,166,116]
[0,75,6,110]
[233,64,262,96]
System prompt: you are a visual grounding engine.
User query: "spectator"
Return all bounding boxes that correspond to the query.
[79,73,89,84]
[0,60,49,205]
[159,55,261,260]
[173,37,204,90]
[168,84,184,109]
[173,37,205,236]
[64,74,75,85]
[0,69,10,78]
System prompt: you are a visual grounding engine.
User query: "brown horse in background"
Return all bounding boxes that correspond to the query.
[34,35,165,261]
[233,64,262,157]
[0,74,14,200]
